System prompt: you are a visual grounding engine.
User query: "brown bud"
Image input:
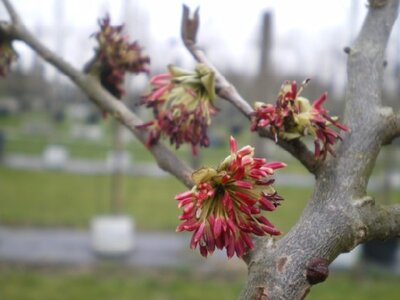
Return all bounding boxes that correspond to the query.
[306,257,329,285]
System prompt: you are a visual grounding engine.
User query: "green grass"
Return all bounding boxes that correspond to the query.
[309,272,400,300]
[1,165,399,231]
[0,266,244,300]
[0,266,399,300]
[0,167,182,230]
[0,110,312,171]
[0,167,312,231]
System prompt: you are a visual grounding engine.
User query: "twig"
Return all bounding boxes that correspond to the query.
[258,128,321,174]
[181,5,253,117]
[180,5,320,174]
[0,0,194,188]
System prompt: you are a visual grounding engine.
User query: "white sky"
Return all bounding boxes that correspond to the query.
[2,0,399,91]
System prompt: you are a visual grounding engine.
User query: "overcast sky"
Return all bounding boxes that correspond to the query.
[2,0,399,89]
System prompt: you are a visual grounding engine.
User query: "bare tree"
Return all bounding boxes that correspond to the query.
[1,0,400,299]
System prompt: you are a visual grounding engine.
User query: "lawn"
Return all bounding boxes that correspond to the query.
[0,265,244,300]
[0,265,399,300]
[0,166,311,231]
[0,110,310,172]
[0,165,397,231]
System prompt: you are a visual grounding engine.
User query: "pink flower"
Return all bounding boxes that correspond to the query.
[175,136,286,258]
[138,64,218,154]
[87,15,150,99]
[309,92,349,159]
[251,80,348,159]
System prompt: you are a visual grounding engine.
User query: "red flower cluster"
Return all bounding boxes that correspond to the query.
[138,64,218,155]
[0,31,17,77]
[90,15,150,98]
[308,92,349,159]
[251,80,348,159]
[175,136,286,258]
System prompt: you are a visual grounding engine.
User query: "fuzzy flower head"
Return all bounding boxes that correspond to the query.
[0,31,17,77]
[138,63,217,154]
[175,136,286,258]
[90,15,150,98]
[251,80,348,159]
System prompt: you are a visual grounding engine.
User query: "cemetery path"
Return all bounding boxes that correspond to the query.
[0,225,245,272]
[1,225,399,272]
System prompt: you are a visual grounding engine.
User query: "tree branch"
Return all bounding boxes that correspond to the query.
[381,108,400,145]
[343,0,398,130]
[354,198,400,242]
[239,2,400,298]
[181,5,253,117]
[1,0,21,24]
[0,0,194,188]
[257,128,321,174]
[180,5,320,174]
[329,0,399,196]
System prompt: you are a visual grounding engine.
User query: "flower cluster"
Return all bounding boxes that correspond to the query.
[175,136,286,258]
[251,80,348,159]
[0,31,17,77]
[89,15,150,98]
[138,63,218,155]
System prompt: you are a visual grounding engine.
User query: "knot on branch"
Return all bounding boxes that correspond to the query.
[352,196,375,208]
[253,287,268,300]
[306,257,329,285]
[368,0,389,8]
[181,5,199,46]
[277,256,290,273]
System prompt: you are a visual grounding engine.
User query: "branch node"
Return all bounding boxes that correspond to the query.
[356,225,368,241]
[277,256,290,273]
[379,106,393,118]
[306,257,329,285]
[254,287,269,300]
[352,196,375,208]
[368,0,389,8]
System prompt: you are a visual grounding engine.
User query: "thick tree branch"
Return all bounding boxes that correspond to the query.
[240,2,400,299]
[181,5,320,174]
[0,0,194,188]
[354,198,400,242]
[381,108,400,145]
[343,0,398,132]
[327,0,399,196]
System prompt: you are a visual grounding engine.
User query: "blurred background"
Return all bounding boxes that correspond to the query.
[0,0,400,299]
